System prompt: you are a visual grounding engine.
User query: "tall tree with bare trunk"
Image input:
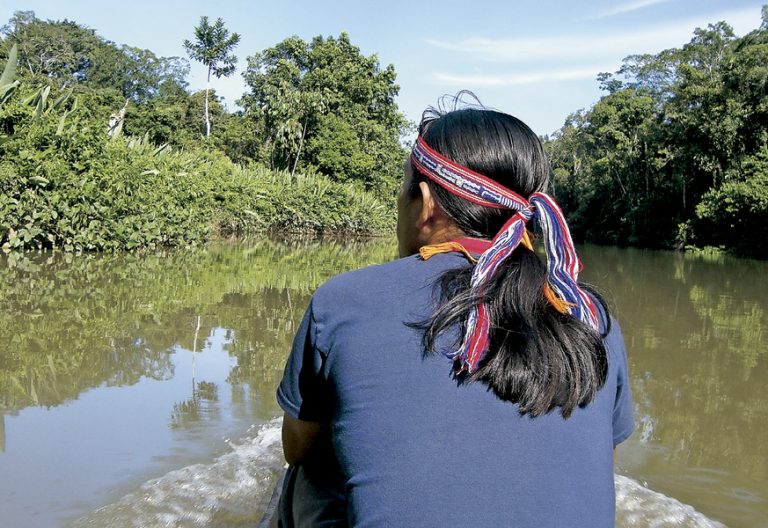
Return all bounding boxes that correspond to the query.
[183,16,239,137]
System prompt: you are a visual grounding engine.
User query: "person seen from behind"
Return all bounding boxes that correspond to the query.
[276,92,635,527]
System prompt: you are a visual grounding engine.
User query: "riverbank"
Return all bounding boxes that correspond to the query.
[0,45,399,254]
[2,68,762,259]
[1,132,394,252]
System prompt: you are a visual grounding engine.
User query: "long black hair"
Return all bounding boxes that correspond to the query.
[411,95,609,418]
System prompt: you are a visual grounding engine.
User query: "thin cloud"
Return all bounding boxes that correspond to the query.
[433,65,617,87]
[425,6,762,63]
[588,0,672,20]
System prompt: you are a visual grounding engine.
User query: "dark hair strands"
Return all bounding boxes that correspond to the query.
[410,93,609,418]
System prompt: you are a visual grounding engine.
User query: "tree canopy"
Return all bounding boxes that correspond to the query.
[240,33,409,192]
[0,13,395,252]
[1,8,766,258]
[545,8,768,259]
[1,11,188,103]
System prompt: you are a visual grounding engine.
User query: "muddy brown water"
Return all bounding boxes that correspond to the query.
[0,239,765,527]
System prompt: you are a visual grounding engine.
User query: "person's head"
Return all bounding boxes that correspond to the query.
[406,94,609,418]
[397,96,552,257]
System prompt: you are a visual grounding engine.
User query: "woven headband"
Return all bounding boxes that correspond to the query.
[410,135,599,373]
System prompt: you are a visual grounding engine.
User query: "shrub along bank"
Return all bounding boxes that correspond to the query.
[0,78,394,252]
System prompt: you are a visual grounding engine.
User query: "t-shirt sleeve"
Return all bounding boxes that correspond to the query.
[609,318,635,446]
[276,298,333,422]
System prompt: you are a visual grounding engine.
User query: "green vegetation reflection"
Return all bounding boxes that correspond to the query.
[582,246,768,484]
[0,238,397,418]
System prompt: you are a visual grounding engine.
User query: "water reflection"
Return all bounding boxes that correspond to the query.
[171,381,220,429]
[0,239,397,416]
[582,246,768,526]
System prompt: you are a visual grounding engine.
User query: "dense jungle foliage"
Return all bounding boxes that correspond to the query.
[0,12,405,251]
[0,9,767,257]
[545,7,768,259]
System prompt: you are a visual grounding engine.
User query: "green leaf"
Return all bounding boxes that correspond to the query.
[29,176,50,187]
[0,43,18,86]
[56,110,70,135]
[0,80,19,104]
[51,88,73,111]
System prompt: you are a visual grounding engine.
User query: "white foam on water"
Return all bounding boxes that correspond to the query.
[70,419,285,528]
[616,474,727,528]
[72,417,725,528]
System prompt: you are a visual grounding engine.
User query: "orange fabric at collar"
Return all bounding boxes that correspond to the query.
[418,235,573,315]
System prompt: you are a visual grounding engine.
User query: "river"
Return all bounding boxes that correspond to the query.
[0,239,765,527]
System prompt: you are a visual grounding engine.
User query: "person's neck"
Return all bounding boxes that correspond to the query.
[421,224,465,247]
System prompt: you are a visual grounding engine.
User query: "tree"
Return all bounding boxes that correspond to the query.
[86,44,189,104]
[1,11,100,83]
[183,16,240,137]
[1,11,189,103]
[546,9,768,257]
[240,33,409,192]
[692,147,768,259]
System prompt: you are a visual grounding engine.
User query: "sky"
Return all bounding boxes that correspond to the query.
[1,0,765,135]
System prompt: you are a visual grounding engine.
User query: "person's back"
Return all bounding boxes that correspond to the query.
[277,95,635,527]
[280,250,632,527]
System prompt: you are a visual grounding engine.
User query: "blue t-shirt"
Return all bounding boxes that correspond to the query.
[278,251,634,527]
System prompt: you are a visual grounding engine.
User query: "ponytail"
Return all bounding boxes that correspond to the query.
[418,247,609,418]
[409,102,609,418]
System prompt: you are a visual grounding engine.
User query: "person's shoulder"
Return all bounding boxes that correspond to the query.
[312,254,422,303]
[312,252,465,312]
[604,315,625,348]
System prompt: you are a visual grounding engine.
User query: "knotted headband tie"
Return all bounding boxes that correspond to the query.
[411,136,599,373]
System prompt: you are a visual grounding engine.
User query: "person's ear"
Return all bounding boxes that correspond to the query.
[416,181,436,229]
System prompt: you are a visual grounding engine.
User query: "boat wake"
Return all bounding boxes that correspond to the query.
[71,419,285,528]
[72,418,725,528]
[615,475,725,527]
